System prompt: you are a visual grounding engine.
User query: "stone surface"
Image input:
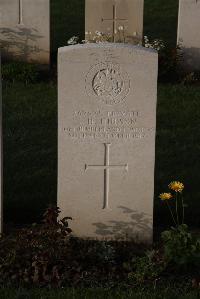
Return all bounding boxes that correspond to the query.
[58,43,157,243]
[177,0,200,71]
[0,54,2,233]
[0,0,50,65]
[85,0,144,44]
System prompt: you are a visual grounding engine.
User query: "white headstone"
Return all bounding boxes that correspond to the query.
[58,43,158,243]
[0,0,50,65]
[177,0,200,71]
[85,0,144,44]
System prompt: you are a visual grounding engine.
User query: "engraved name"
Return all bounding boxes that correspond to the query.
[63,110,154,141]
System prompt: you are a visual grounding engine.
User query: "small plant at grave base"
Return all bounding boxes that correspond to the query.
[144,36,183,83]
[67,27,141,46]
[144,35,165,52]
[181,70,200,85]
[161,224,200,270]
[84,31,112,43]
[88,241,116,264]
[67,36,79,45]
[125,250,165,284]
[67,32,110,45]
[85,29,141,44]
[159,181,200,270]
[0,206,72,286]
[159,181,185,228]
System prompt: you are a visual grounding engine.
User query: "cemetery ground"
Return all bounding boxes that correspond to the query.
[1,0,200,298]
[0,285,199,299]
[3,81,200,227]
[1,70,200,298]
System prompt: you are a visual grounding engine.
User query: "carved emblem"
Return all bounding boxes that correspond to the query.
[86,62,130,105]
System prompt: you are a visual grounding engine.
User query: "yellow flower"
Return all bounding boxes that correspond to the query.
[168,181,184,193]
[159,193,173,201]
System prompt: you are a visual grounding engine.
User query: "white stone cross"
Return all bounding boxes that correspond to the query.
[18,0,24,25]
[85,143,128,209]
[101,5,128,42]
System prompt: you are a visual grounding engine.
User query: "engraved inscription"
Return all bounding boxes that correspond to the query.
[86,63,130,105]
[63,110,155,140]
[85,143,128,209]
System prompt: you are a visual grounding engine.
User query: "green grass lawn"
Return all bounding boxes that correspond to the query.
[3,82,57,224]
[144,0,179,46]
[0,286,199,299]
[3,82,200,228]
[155,84,200,228]
[51,0,85,61]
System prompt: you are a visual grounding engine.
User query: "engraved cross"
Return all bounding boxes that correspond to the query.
[18,0,24,25]
[85,143,128,209]
[101,5,128,42]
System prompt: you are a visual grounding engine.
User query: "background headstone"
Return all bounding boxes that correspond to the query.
[58,43,157,243]
[85,0,144,44]
[0,0,50,65]
[177,0,200,71]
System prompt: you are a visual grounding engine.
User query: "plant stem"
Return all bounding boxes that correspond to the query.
[181,194,185,224]
[166,201,177,226]
[175,192,179,225]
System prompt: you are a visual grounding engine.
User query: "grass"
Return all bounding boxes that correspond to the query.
[0,286,199,299]
[51,0,85,61]
[2,82,200,228]
[3,82,57,224]
[155,84,200,227]
[144,0,179,46]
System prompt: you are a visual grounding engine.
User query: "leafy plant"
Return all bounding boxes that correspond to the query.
[144,36,183,83]
[87,241,116,264]
[162,224,200,270]
[84,29,141,44]
[158,44,183,83]
[68,28,141,45]
[0,206,72,286]
[159,182,200,271]
[181,71,200,85]
[125,250,165,284]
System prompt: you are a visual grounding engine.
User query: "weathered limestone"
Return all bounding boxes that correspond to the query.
[177,0,200,71]
[0,0,50,65]
[85,0,144,44]
[58,43,158,243]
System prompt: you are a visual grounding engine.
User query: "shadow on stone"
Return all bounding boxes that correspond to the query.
[182,47,200,71]
[0,27,45,63]
[93,205,152,241]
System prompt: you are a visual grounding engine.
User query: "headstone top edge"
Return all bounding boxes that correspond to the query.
[180,0,200,3]
[58,43,158,56]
